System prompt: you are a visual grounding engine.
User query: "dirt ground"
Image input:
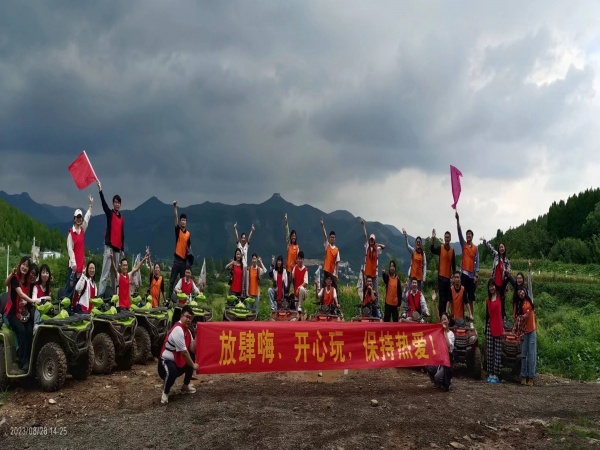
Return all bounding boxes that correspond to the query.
[0,364,599,450]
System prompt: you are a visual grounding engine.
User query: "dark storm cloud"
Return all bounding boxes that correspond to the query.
[0,0,597,212]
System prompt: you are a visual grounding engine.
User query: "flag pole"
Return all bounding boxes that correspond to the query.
[83,150,98,181]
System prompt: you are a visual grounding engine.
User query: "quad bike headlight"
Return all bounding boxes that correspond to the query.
[467,335,477,345]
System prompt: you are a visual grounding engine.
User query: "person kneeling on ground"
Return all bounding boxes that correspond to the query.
[158,305,198,404]
[427,311,454,391]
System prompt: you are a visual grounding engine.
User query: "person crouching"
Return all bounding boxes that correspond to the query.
[158,305,199,404]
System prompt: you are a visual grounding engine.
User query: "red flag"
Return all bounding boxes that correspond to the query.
[450,165,463,210]
[68,151,97,190]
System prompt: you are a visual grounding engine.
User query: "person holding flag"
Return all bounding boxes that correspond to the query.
[97,178,125,297]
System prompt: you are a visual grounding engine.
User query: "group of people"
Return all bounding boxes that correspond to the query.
[3,184,537,396]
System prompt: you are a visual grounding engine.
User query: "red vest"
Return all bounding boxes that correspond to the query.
[180,278,193,303]
[69,227,86,273]
[293,266,307,297]
[118,273,130,309]
[487,297,503,337]
[161,322,192,368]
[407,290,422,315]
[5,278,28,317]
[110,212,124,250]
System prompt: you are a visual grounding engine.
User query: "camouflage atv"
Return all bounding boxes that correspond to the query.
[451,318,482,379]
[89,293,137,374]
[223,295,257,322]
[170,293,214,337]
[0,293,94,392]
[130,294,170,364]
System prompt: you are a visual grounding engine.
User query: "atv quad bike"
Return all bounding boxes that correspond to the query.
[130,295,169,364]
[0,293,94,392]
[308,303,344,322]
[350,302,382,323]
[501,318,523,376]
[89,295,137,374]
[270,296,300,322]
[169,293,214,337]
[451,318,482,379]
[223,295,257,322]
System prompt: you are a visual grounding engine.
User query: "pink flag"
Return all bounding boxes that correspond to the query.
[450,165,463,210]
[68,151,97,190]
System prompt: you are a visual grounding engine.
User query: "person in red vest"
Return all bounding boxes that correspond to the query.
[430,229,456,318]
[268,255,289,311]
[158,305,198,405]
[74,261,97,314]
[169,201,192,300]
[485,279,503,383]
[320,218,340,289]
[360,217,385,308]
[174,266,201,304]
[481,237,511,318]
[284,213,299,281]
[455,212,479,322]
[65,195,93,300]
[403,278,430,319]
[402,228,427,291]
[97,179,124,297]
[110,251,148,311]
[291,251,309,312]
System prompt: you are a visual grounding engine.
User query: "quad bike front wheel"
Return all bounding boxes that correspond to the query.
[70,346,95,381]
[0,343,8,390]
[92,333,116,375]
[36,342,68,392]
[116,345,135,371]
[133,327,151,365]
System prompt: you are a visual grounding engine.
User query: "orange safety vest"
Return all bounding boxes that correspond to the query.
[286,243,299,273]
[410,251,424,281]
[324,245,339,274]
[451,285,465,320]
[438,246,454,279]
[150,275,163,307]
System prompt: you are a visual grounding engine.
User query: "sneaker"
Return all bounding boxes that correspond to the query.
[181,384,196,394]
[161,392,169,405]
[491,376,501,384]
[521,377,527,385]
[486,376,493,383]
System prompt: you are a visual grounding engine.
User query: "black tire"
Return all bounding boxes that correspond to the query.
[116,345,135,371]
[0,343,8,390]
[151,342,161,359]
[92,333,116,375]
[133,327,151,365]
[511,357,522,376]
[70,346,95,381]
[467,347,482,380]
[36,342,67,392]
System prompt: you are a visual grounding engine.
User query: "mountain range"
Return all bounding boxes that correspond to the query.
[0,191,461,273]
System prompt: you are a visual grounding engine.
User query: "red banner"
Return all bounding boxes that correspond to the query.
[195,322,449,374]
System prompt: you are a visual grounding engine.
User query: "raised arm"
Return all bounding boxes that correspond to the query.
[430,229,440,255]
[131,254,148,275]
[402,228,414,253]
[248,224,255,244]
[481,237,498,258]
[360,217,367,244]
[284,214,290,244]
[98,180,112,216]
[527,260,533,302]
[82,195,93,232]
[173,201,179,228]
[233,222,239,244]
[320,218,327,244]
[456,212,465,247]
[432,290,439,322]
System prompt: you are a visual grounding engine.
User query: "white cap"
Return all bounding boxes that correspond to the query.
[74,209,83,217]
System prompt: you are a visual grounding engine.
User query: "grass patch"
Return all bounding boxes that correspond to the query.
[546,418,600,441]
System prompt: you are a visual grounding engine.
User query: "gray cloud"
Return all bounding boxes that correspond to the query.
[0,1,599,234]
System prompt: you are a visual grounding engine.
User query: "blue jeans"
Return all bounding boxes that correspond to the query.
[520,330,537,378]
[64,267,79,300]
[268,288,277,311]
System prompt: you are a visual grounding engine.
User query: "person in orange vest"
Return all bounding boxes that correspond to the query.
[455,212,479,322]
[247,253,267,313]
[382,260,401,322]
[315,274,340,312]
[158,305,198,405]
[320,218,340,289]
[147,254,165,307]
[360,217,385,307]
[448,271,467,320]
[169,201,192,299]
[284,213,299,281]
[402,228,427,291]
[430,229,456,318]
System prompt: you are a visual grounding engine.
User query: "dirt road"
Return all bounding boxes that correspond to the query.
[1,365,599,449]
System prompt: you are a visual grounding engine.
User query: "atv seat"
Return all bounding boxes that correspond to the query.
[44,314,91,326]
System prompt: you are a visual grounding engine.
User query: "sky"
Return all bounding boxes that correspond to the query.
[1,1,600,240]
